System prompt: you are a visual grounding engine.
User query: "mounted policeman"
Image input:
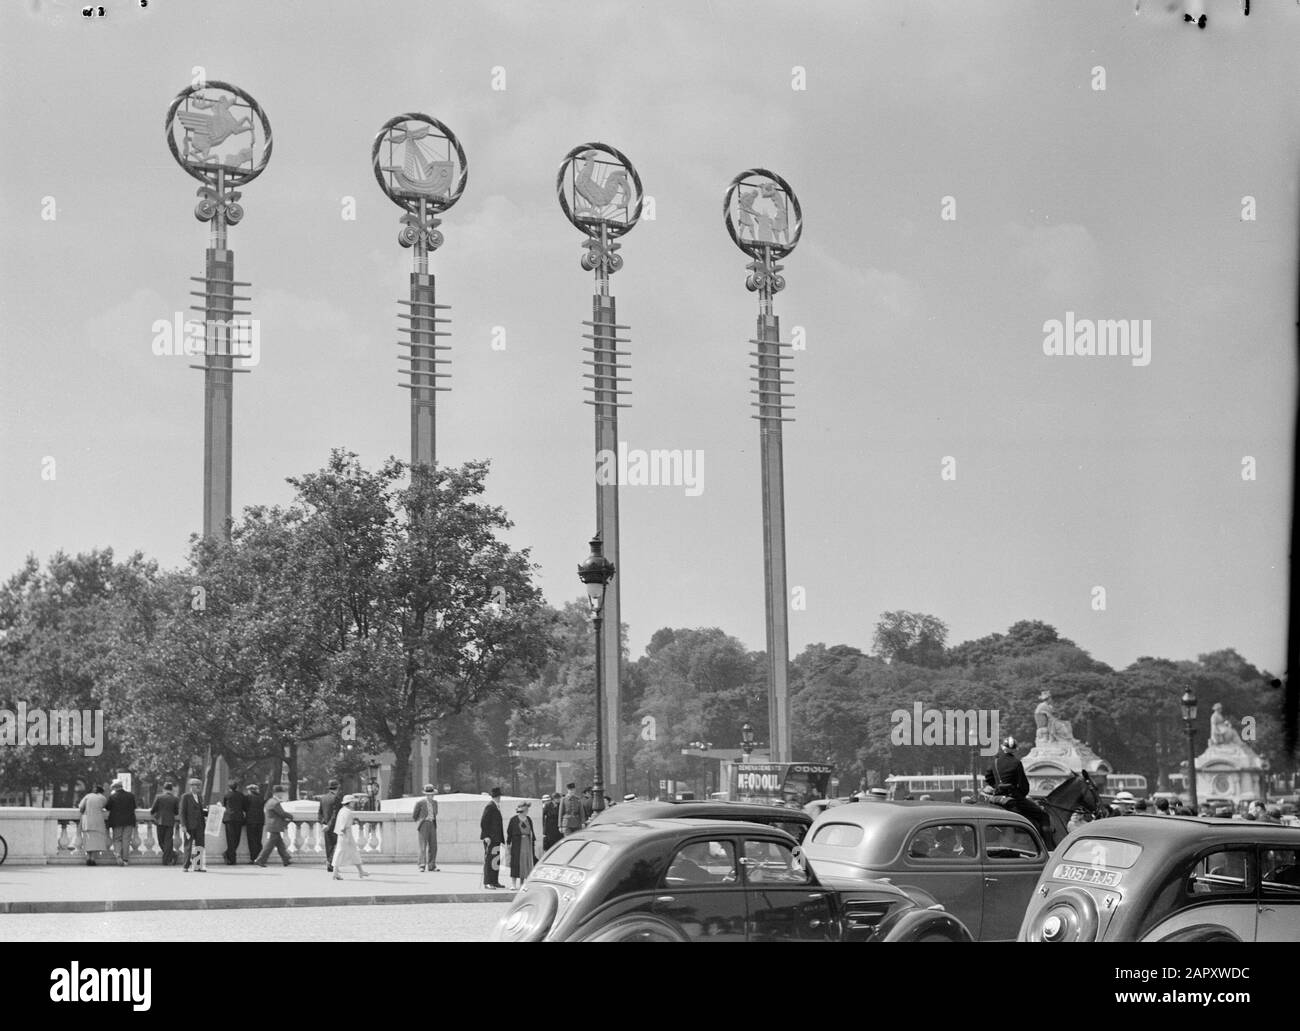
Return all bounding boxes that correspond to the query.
[983,736,1050,837]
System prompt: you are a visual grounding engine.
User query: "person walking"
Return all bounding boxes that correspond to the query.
[243,784,265,862]
[221,782,246,865]
[254,785,293,867]
[149,782,180,866]
[180,778,209,872]
[330,794,369,881]
[413,784,439,872]
[559,783,585,837]
[540,793,561,852]
[480,787,505,889]
[105,780,138,866]
[78,784,110,866]
[316,779,342,873]
[506,801,537,891]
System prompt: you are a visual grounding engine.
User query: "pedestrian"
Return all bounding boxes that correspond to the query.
[541,793,561,852]
[180,778,209,872]
[1264,806,1283,824]
[1154,797,1171,816]
[221,781,246,864]
[413,783,439,872]
[243,784,265,862]
[581,787,594,823]
[105,780,138,866]
[254,785,294,867]
[149,782,180,866]
[78,784,110,866]
[559,782,585,837]
[330,794,369,881]
[507,801,538,890]
[480,786,505,889]
[317,779,342,872]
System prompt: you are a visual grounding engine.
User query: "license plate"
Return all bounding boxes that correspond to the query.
[1053,863,1120,887]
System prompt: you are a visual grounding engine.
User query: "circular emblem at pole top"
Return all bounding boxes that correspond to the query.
[165,81,273,187]
[372,114,468,215]
[723,169,802,260]
[556,143,643,239]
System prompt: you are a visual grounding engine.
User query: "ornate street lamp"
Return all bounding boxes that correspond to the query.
[577,535,617,815]
[372,114,468,471]
[558,144,643,803]
[366,758,381,811]
[166,80,272,540]
[724,170,803,763]
[1181,687,1199,812]
[741,721,756,760]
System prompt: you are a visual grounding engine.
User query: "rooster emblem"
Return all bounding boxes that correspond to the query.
[573,150,632,216]
[177,94,254,163]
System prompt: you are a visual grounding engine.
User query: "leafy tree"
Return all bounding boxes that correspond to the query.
[871,611,948,668]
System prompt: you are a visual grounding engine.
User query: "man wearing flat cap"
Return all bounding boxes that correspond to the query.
[480,787,505,889]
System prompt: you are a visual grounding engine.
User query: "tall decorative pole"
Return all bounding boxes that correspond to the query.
[167,81,272,540]
[557,143,643,803]
[724,169,803,763]
[372,114,468,470]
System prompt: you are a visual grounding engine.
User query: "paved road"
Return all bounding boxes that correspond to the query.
[0,901,502,942]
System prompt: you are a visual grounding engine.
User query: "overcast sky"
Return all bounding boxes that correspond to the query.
[2,0,1296,677]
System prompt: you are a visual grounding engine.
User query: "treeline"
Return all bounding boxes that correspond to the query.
[1,454,1289,803]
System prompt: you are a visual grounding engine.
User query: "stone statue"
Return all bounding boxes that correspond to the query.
[1034,691,1074,747]
[1208,703,1243,748]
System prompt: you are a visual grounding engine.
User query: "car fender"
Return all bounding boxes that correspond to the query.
[573,914,691,942]
[1154,923,1243,943]
[880,907,973,942]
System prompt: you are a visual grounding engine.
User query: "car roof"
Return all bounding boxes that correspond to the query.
[1061,815,1300,857]
[565,817,798,844]
[589,799,811,824]
[810,800,1036,829]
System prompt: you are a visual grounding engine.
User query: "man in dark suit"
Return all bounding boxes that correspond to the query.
[221,782,246,864]
[150,782,179,866]
[480,786,505,889]
[179,778,209,872]
[243,784,265,862]
[541,793,561,852]
[316,779,341,872]
[254,785,293,867]
[105,781,138,866]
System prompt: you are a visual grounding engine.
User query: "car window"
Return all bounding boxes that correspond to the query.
[1061,838,1143,869]
[568,841,611,870]
[776,820,809,844]
[1262,849,1300,896]
[664,839,737,887]
[985,823,1040,860]
[908,823,975,859]
[811,822,864,848]
[545,838,588,865]
[1187,849,1255,896]
[742,839,812,884]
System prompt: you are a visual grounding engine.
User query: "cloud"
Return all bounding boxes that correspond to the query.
[1004,222,1101,303]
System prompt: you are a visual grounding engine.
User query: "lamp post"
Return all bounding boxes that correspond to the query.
[507,740,520,797]
[166,81,272,540]
[1181,687,1199,812]
[724,170,803,763]
[741,721,756,760]
[366,759,381,812]
[577,535,616,815]
[558,145,643,804]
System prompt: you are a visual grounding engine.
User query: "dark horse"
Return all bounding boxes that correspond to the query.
[980,771,1106,849]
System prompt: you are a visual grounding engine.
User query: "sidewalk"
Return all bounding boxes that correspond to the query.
[0,861,519,914]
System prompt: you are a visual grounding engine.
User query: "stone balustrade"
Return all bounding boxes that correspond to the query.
[0,793,541,866]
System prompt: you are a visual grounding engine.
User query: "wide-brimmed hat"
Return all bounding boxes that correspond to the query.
[490,786,503,798]
[246,784,260,792]
[516,802,530,812]
[1114,791,1136,803]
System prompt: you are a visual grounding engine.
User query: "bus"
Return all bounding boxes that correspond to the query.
[1101,773,1148,799]
[732,762,834,807]
[885,774,979,802]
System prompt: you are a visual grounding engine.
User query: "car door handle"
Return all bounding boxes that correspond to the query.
[655,896,676,904]
[984,877,999,883]
[806,893,825,900]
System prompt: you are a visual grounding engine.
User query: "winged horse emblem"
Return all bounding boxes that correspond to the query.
[177,94,254,163]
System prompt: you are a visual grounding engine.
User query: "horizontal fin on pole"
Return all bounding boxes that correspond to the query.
[398,356,452,364]
[581,346,631,357]
[583,400,631,409]
[397,299,451,307]
[581,333,632,344]
[748,337,793,347]
[188,364,251,373]
[751,414,796,423]
[398,383,452,392]
[581,319,630,330]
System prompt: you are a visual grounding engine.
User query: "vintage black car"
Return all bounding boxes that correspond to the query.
[491,818,974,942]
[1019,816,1300,942]
[586,798,812,842]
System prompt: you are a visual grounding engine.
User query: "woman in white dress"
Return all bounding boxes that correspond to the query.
[331,794,369,880]
[78,784,110,866]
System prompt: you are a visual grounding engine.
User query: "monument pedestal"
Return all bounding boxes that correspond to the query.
[1023,739,1111,796]
[1194,742,1266,807]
